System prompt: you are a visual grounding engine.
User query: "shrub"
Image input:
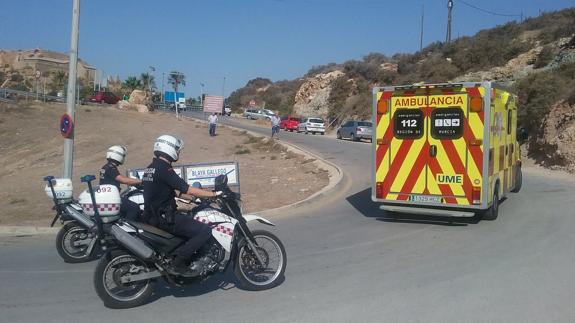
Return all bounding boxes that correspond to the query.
[534,46,555,68]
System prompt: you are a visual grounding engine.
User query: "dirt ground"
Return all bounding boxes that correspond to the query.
[0,102,329,226]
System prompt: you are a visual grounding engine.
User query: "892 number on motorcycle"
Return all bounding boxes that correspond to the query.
[96,187,112,193]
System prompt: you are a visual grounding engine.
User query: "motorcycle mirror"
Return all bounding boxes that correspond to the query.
[214,174,228,190]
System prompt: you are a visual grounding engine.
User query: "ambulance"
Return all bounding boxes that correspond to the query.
[372,82,525,220]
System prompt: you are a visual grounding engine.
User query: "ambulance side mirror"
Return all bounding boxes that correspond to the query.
[517,127,528,143]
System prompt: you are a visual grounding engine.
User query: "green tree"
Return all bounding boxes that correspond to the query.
[49,70,68,94]
[168,71,185,95]
[140,72,156,92]
[123,76,142,92]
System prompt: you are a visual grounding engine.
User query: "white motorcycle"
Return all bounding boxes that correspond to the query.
[80,174,287,309]
[43,176,144,263]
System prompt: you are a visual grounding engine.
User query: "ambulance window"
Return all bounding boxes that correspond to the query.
[393,109,424,139]
[431,107,464,139]
[507,110,512,135]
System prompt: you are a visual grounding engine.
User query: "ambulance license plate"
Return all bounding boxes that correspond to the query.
[409,195,443,203]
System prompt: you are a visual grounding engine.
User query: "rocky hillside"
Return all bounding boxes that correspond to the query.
[228,8,575,171]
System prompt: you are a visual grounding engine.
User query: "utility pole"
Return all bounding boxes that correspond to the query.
[222,77,226,98]
[161,72,165,104]
[200,82,204,107]
[446,0,453,44]
[420,1,425,51]
[63,0,80,179]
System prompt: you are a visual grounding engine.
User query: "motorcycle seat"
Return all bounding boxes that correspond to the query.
[126,220,175,239]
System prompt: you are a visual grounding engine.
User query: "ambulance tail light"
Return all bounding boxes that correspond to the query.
[377,99,388,115]
[470,97,483,112]
[376,182,384,199]
[377,138,390,145]
[469,139,483,146]
[472,187,481,205]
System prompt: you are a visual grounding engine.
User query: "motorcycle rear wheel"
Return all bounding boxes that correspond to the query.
[94,250,156,309]
[56,221,96,263]
[234,230,286,291]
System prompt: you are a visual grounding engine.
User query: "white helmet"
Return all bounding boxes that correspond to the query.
[154,135,183,161]
[106,145,127,164]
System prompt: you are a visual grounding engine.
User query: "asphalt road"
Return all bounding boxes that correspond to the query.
[2,113,575,323]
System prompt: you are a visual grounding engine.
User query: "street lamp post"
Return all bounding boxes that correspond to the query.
[161,72,165,104]
[148,66,155,93]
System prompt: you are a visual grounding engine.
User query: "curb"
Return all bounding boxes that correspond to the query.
[0,114,344,236]
[0,226,60,236]
[180,115,344,216]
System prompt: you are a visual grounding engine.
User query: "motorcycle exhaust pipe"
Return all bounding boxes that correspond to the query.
[65,205,95,229]
[111,225,155,260]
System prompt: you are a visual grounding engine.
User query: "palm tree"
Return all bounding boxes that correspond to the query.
[123,76,142,93]
[51,70,67,94]
[168,71,185,95]
[140,72,156,92]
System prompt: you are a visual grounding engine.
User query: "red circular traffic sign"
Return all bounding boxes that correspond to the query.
[60,114,74,138]
[249,99,256,107]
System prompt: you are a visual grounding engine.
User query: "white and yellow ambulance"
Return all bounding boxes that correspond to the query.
[372,82,525,220]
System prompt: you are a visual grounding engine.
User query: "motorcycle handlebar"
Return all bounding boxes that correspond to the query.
[80,175,96,183]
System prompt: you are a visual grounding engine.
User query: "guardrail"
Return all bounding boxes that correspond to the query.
[0,88,70,103]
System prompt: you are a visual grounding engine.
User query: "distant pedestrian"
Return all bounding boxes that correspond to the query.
[208,113,218,136]
[271,112,281,139]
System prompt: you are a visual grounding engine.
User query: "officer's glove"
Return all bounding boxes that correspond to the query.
[214,191,225,199]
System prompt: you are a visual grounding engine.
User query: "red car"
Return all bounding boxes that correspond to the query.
[280,115,301,132]
[88,91,120,104]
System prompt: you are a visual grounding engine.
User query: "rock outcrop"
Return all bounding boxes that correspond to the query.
[128,90,149,105]
[293,70,344,118]
[539,100,575,172]
[117,100,149,113]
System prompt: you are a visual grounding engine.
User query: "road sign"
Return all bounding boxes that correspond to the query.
[164,91,185,103]
[186,162,238,188]
[35,70,41,79]
[60,114,74,138]
[128,161,240,190]
[203,95,224,113]
[249,99,256,107]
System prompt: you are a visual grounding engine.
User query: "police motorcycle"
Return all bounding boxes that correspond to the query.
[43,176,144,263]
[79,173,287,309]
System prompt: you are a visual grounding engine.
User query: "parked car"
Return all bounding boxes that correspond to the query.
[88,91,120,104]
[261,109,277,120]
[280,115,301,132]
[297,117,325,135]
[243,108,262,119]
[243,108,275,120]
[337,120,373,142]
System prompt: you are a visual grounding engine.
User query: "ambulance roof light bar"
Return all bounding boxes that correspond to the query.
[395,83,463,90]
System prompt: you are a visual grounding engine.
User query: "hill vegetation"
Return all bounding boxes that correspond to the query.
[227,8,575,169]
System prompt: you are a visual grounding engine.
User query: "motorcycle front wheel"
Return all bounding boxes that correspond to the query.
[234,230,287,291]
[94,250,156,309]
[56,221,97,263]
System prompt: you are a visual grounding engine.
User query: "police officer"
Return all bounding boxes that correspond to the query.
[100,145,142,221]
[142,135,220,274]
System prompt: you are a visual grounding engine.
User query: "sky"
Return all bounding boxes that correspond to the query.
[1,0,574,98]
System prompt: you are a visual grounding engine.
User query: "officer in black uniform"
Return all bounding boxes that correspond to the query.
[142,135,221,274]
[99,145,142,221]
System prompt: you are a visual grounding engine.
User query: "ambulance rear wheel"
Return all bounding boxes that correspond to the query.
[511,167,522,193]
[482,188,499,221]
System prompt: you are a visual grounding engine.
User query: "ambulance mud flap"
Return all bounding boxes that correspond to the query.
[380,205,476,217]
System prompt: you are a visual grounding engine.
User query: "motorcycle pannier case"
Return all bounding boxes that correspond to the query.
[44,178,73,203]
[79,185,122,221]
